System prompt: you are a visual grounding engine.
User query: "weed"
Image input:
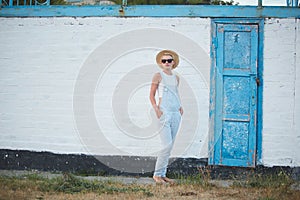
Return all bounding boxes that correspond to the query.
[173,166,213,188]
[231,169,298,200]
[243,170,294,189]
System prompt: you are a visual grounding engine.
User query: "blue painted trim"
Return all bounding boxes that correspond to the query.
[208,21,217,165]
[0,5,299,18]
[256,19,264,165]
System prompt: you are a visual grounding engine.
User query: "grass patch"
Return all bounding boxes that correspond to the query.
[0,173,153,197]
[173,172,212,188]
[231,170,297,200]
[171,166,213,188]
[233,170,295,189]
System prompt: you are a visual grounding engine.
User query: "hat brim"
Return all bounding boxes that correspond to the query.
[156,50,179,69]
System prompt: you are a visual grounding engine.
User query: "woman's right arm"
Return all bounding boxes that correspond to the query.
[149,73,163,118]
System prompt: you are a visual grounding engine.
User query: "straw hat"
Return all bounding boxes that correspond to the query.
[156,50,179,69]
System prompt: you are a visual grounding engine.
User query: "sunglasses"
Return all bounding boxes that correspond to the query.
[161,59,174,64]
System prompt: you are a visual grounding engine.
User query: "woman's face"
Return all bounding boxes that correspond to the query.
[160,55,174,70]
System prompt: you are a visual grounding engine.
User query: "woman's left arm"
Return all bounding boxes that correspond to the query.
[176,75,184,116]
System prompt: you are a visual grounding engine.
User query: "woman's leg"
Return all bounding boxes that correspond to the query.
[153,113,173,178]
[160,113,181,183]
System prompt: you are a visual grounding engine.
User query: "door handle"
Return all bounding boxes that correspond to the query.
[255,77,260,86]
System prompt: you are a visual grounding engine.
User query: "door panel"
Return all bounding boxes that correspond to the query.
[211,23,258,167]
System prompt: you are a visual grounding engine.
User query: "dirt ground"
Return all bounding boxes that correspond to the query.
[0,170,300,200]
[49,189,298,200]
[1,185,300,200]
[1,175,300,200]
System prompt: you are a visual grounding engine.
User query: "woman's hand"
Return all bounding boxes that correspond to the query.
[155,106,163,119]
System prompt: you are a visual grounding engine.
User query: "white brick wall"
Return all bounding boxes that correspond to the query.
[0,17,299,167]
[296,19,300,166]
[0,17,210,158]
[263,18,300,167]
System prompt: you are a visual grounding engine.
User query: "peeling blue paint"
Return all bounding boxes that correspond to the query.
[224,76,250,115]
[0,5,299,18]
[222,121,249,160]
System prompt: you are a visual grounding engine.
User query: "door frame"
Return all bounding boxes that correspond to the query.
[209,18,264,167]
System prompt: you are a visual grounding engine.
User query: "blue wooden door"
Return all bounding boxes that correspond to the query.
[210,23,259,167]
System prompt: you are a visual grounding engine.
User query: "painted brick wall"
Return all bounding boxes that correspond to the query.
[0,17,210,159]
[0,17,299,167]
[263,18,300,167]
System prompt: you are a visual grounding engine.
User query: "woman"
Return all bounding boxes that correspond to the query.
[149,50,183,184]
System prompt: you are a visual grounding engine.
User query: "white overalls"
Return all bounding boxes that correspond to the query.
[154,71,182,177]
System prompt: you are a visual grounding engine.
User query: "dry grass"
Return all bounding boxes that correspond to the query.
[0,172,299,200]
